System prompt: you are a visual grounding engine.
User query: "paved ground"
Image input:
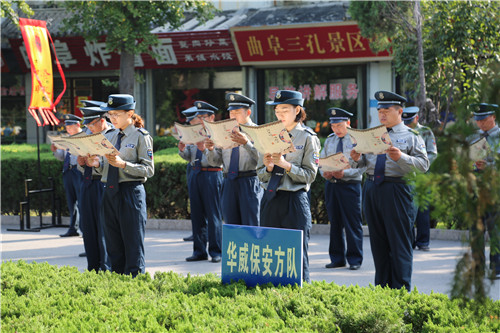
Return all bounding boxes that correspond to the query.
[2,223,499,300]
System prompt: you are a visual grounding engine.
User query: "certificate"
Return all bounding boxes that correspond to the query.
[240,120,295,155]
[49,133,119,156]
[469,137,490,161]
[347,125,392,155]
[318,152,351,172]
[203,118,240,149]
[174,122,207,144]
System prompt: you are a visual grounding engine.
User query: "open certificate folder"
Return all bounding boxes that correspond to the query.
[174,122,207,144]
[203,118,240,149]
[318,152,351,172]
[468,137,490,161]
[240,120,295,155]
[347,125,392,155]
[48,133,119,156]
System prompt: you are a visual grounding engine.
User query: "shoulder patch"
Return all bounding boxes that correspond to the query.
[304,127,317,136]
[409,129,419,135]
[138,128,149,135]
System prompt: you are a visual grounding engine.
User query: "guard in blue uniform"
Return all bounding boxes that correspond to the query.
[179,101,223,263]
[320,108,365,270]
[350,91,429,290]
[94,94,154,277]
[468,103,500,279]
[258,90,321,283]
[51,114,83,237]
[402,107,438,252]
[205,92,262,226]
[77,103,113,271]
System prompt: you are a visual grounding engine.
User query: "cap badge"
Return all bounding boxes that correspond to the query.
[108,98,113,105]
[331,110,336,116]
[379,92,384,100]
[197,102,202,108]
[230,95,235,101]
[276,91,281,99]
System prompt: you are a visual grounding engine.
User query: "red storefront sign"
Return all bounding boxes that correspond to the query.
[9,30,239,73]
[230,22,391,65]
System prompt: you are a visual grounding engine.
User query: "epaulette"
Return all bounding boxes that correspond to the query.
[327,133,336,138]
[304,127,317,136]
[138,128,149,135]
[106,128,116,133]
[409,128,419,135]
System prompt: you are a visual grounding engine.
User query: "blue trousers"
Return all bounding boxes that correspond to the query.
[189,170,223,258]
[101,182,146,277]
[472,211,500,274]
[260,189,311,283]
[325,182,363,266]
[79,179,109,271]
[62,168,82,232]
[221,176,262,226]
[414,207,430,247]
[363,180,414,291]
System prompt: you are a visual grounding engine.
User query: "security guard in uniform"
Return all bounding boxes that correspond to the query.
[51,114,83,237]
[92,94,154,277]
[402,106,438,252]
[468,103,500,278]
[321,108,365,270]
[76,104,114,271]
[258,90,321,283]
[179,101,223,263]
[205,92,262,226]
[350,91,429,290]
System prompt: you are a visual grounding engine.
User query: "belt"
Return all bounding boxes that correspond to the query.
[119,181,143,187]
[193,167,222,172]
[367,175,406,183]
[92,175,102,181]
[329,179,361,184]
[223,170,257,178]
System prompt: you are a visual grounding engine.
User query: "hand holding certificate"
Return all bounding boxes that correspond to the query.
[347,125,392,155]
[318,152,351,172]
[203,118,240,149]
[49,133,119,156]
[468,137,490,162]
[174,122,207,144]
[240,120,295,155]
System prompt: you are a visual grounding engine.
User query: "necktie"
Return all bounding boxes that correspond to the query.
[267,166,285,198]
[107,131,124,195]
[63,151,71,172]
[336,137,344,153]
[227,146,239,179]
[374,128,391,185]
[193,149,203,174]
[83,166,92,186]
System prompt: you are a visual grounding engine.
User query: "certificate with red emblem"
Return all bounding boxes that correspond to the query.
[240,121,295,155]
[347,125,392,155]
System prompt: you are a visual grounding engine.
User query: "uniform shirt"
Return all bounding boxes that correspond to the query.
[53,148,79,165]
[352,121,429,177]
[96,123,154,183]
[179,145,223,168]
[415,123,437,164]
[257,122,321,192]
[205,121,259,172]
[468,124,500,166]
[320,133,365,182]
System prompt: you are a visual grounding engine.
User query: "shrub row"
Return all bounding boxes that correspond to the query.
[1,144,329,222]
[1,261,499,332]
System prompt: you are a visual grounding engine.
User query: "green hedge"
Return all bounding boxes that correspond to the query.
[2,261,499,332]
[1,144,329,222]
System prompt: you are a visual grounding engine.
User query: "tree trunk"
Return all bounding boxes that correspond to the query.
[119,49,135,95]
[414,0,427,122]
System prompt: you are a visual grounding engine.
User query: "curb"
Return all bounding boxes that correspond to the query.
[1,215,469,242]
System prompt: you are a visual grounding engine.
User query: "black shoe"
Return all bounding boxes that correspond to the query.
[79,252,86,257]
[417,245,430,251]
[349,265,361,270]
[60,230,79,237]
[211,256,221,263]
[185,255,208,262]
[183,234,194,242]
[325,262,346,269]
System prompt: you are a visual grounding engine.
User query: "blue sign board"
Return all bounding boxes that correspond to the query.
[221,224,303,287]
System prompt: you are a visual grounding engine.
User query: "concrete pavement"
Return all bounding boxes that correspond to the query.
[1,217,499,300]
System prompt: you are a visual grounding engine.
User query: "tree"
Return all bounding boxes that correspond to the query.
[1,0,34,27]
[61,1,216,94]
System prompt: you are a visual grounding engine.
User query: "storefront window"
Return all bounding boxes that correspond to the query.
[1,74,27,143]
[262,65,365,137]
